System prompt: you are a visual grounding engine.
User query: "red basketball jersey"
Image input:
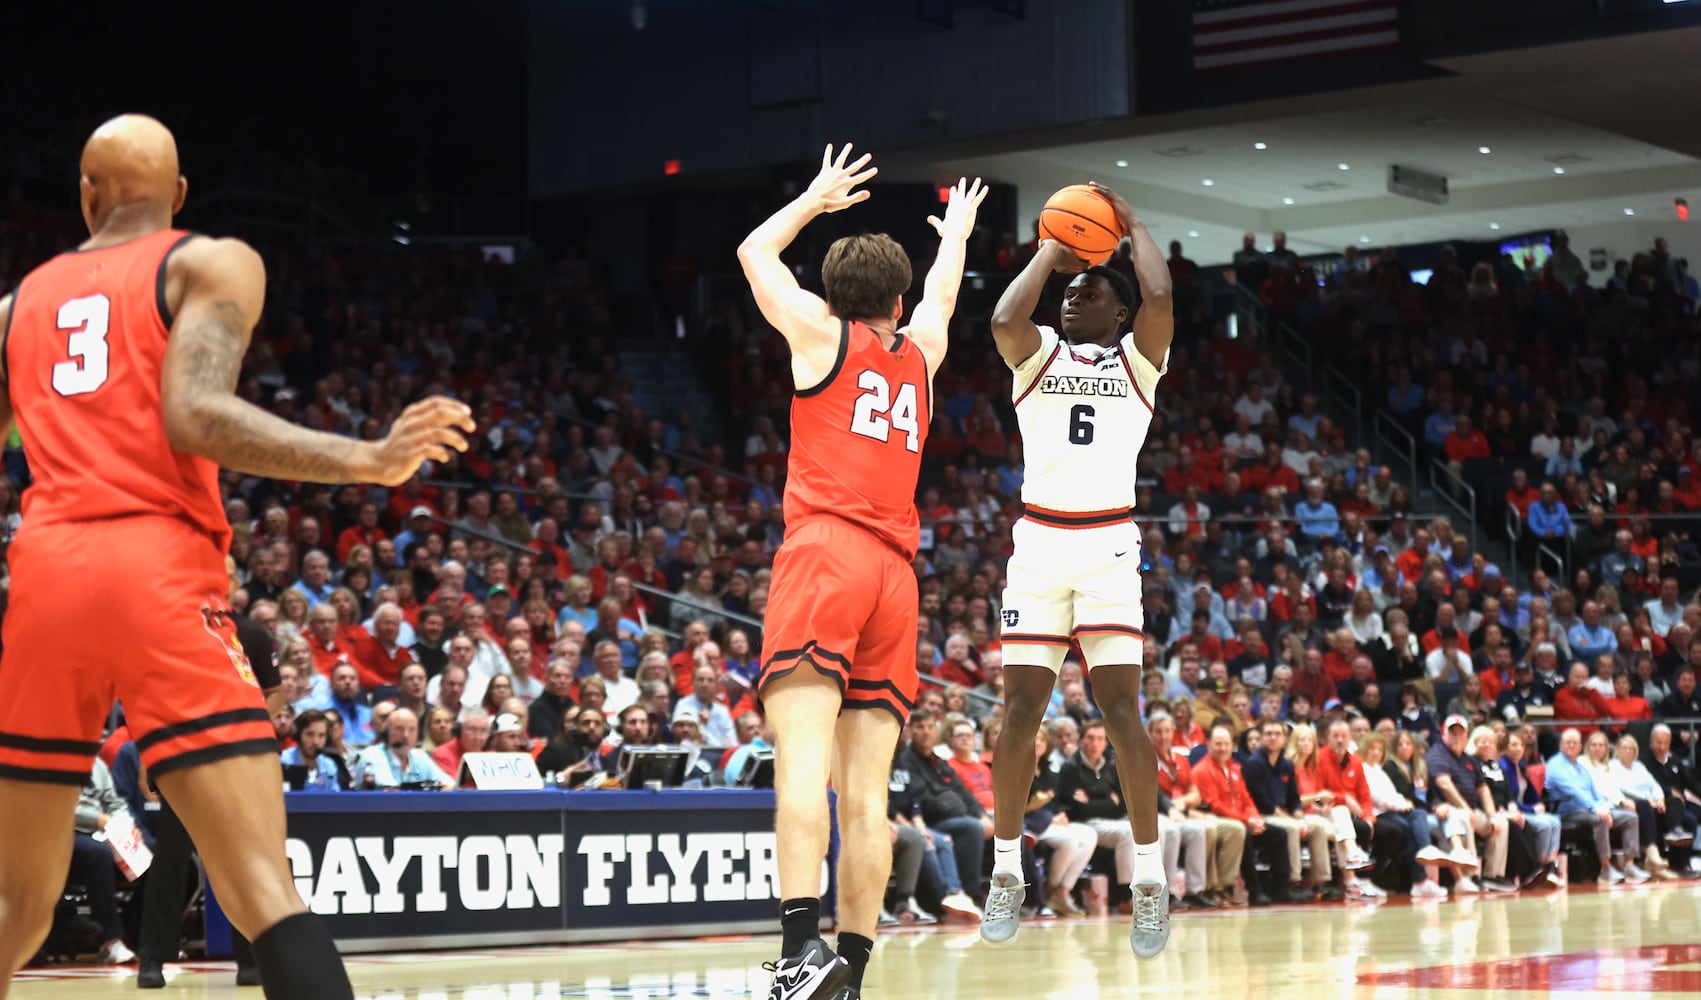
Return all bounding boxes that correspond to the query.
[3,229,230,552]
[783,320,930,559]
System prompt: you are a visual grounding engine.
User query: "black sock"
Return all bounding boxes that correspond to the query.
[252,913,354,1000]
[838,932,874,990]
[780,897,821,955]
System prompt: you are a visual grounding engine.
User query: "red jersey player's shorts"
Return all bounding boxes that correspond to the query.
[757,514,918,722]
[0,515,276,785]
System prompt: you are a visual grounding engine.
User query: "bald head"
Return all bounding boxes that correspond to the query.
[80,114,185,234]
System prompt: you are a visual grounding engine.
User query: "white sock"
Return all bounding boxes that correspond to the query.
[1132,839,1165,883]
[993,837,1022,876]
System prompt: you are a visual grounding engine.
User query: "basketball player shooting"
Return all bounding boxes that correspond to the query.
[0,115,474,1000]
[979,182,1174,957]
[738,144,984,1000]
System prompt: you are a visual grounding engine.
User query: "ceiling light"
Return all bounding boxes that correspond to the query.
[1201,178,1214,186]
[1338,163,1350,171]
[1282,197,1295,205]
[1114,159,1128,168]
[1254,142,1267,150]
[1359,235,1370,243]
[1490,223,1501,230]
[1553,166,1566,175]
[1187,230,1199,238]
[1478,146,1491,155]
[1624,208,1635,216]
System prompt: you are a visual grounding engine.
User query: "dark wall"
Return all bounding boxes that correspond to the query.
[5,1,527,199]
[527,0,1131,196]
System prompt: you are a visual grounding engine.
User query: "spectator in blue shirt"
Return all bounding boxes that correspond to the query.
[1286,394,1322,441]
[1544,728,1648,884]
[1293,480,1341,545]
[1566,601,1616,662]
[289,550,336,608]
[1544,439,1583,479]
[353,708,453,789]
[281,710,344,793]
[1525,483,1572,542]
[1386,368,1424,415]
[328,662,376,746]
[1422,398,1458,449]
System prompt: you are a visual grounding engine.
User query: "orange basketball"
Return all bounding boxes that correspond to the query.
[1037,185,1122,265]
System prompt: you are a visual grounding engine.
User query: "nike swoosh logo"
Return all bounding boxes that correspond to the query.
[1114,551,1128,558]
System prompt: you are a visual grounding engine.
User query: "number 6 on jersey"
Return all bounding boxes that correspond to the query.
[849,369,920,452]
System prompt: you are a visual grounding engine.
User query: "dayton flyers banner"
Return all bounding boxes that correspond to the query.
[229,789,813,953]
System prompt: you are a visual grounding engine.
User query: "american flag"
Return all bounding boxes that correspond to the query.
[1192,0,1401,73]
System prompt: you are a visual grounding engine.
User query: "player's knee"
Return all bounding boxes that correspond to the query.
[0,881,60,951]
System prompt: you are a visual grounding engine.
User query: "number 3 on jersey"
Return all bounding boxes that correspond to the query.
[53,293,112,397]
[849,370,920,452]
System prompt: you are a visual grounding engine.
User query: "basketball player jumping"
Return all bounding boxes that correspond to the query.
[739,144,984,1000]
[0,115,473,1000]
[979,182,1174,957]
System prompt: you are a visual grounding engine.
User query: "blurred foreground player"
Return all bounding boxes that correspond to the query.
[739,145,984,1000]
[980,184,1174,957]
[0,114,474,1000]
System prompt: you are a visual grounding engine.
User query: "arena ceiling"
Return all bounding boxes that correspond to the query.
[883,26,1701,262]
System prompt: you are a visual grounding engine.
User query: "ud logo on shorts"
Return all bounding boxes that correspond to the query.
[1002,609,1020,628]
[201,605,258,687]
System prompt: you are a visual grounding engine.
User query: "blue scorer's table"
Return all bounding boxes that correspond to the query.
[205,789,831,955]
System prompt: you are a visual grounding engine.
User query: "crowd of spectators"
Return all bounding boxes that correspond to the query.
[10,166,1701,960]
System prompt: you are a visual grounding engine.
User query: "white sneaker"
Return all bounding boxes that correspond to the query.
[1623,863,1652,884]
[940,891,982,920]
[1343,846,1374,871]
[98,939,136,965]
[1346,877,1383,900]
[1454,876,1480,894]
[1601,866,1626,886]
[1415,846,1450,864]
[979,872,1025,945]
[1411,880,1448,899]
[900,897,938,925]
[1448,847,1480,870]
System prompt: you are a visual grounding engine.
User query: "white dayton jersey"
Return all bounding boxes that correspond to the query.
[1000,324,1168,672]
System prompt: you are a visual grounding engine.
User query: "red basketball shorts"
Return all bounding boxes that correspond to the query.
[0,516,275,785]
[757,515,918,721]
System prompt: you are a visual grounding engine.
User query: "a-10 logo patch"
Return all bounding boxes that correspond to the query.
[1002,609,1020,628]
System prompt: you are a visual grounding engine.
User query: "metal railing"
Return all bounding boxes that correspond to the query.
[1536,541,1566,579]
[1430,459,1479,553]
[1504,506,1524,582]
[1322,363,1365,444]
[1374,409,1419,499]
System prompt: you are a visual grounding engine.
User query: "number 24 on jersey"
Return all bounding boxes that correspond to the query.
[848,370,920,453]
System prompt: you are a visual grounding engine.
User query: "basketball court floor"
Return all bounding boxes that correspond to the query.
[13,883,1701,998]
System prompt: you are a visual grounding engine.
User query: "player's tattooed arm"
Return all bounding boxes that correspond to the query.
[163,238,473,486]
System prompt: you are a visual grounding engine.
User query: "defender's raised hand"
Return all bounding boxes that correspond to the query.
[806,143,878,214]
[927,176,989,241]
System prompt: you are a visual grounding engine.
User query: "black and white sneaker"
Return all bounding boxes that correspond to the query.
[764,938,851,1000]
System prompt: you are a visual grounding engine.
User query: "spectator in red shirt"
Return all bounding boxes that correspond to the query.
[1244,442,1300,496]
[1291,649,1337,713]
[335,501,388,564]
[352,603,414,688]
[1504,469,1540,519]
[1192,722,1292,905]
[1163,445,1218,495]
[1603,671,1652,723]
[935,633,983,689]
[1396,528,1432,584]
[306,603,355,678]
[945,719,996,813]
[1555,662,1614,735]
